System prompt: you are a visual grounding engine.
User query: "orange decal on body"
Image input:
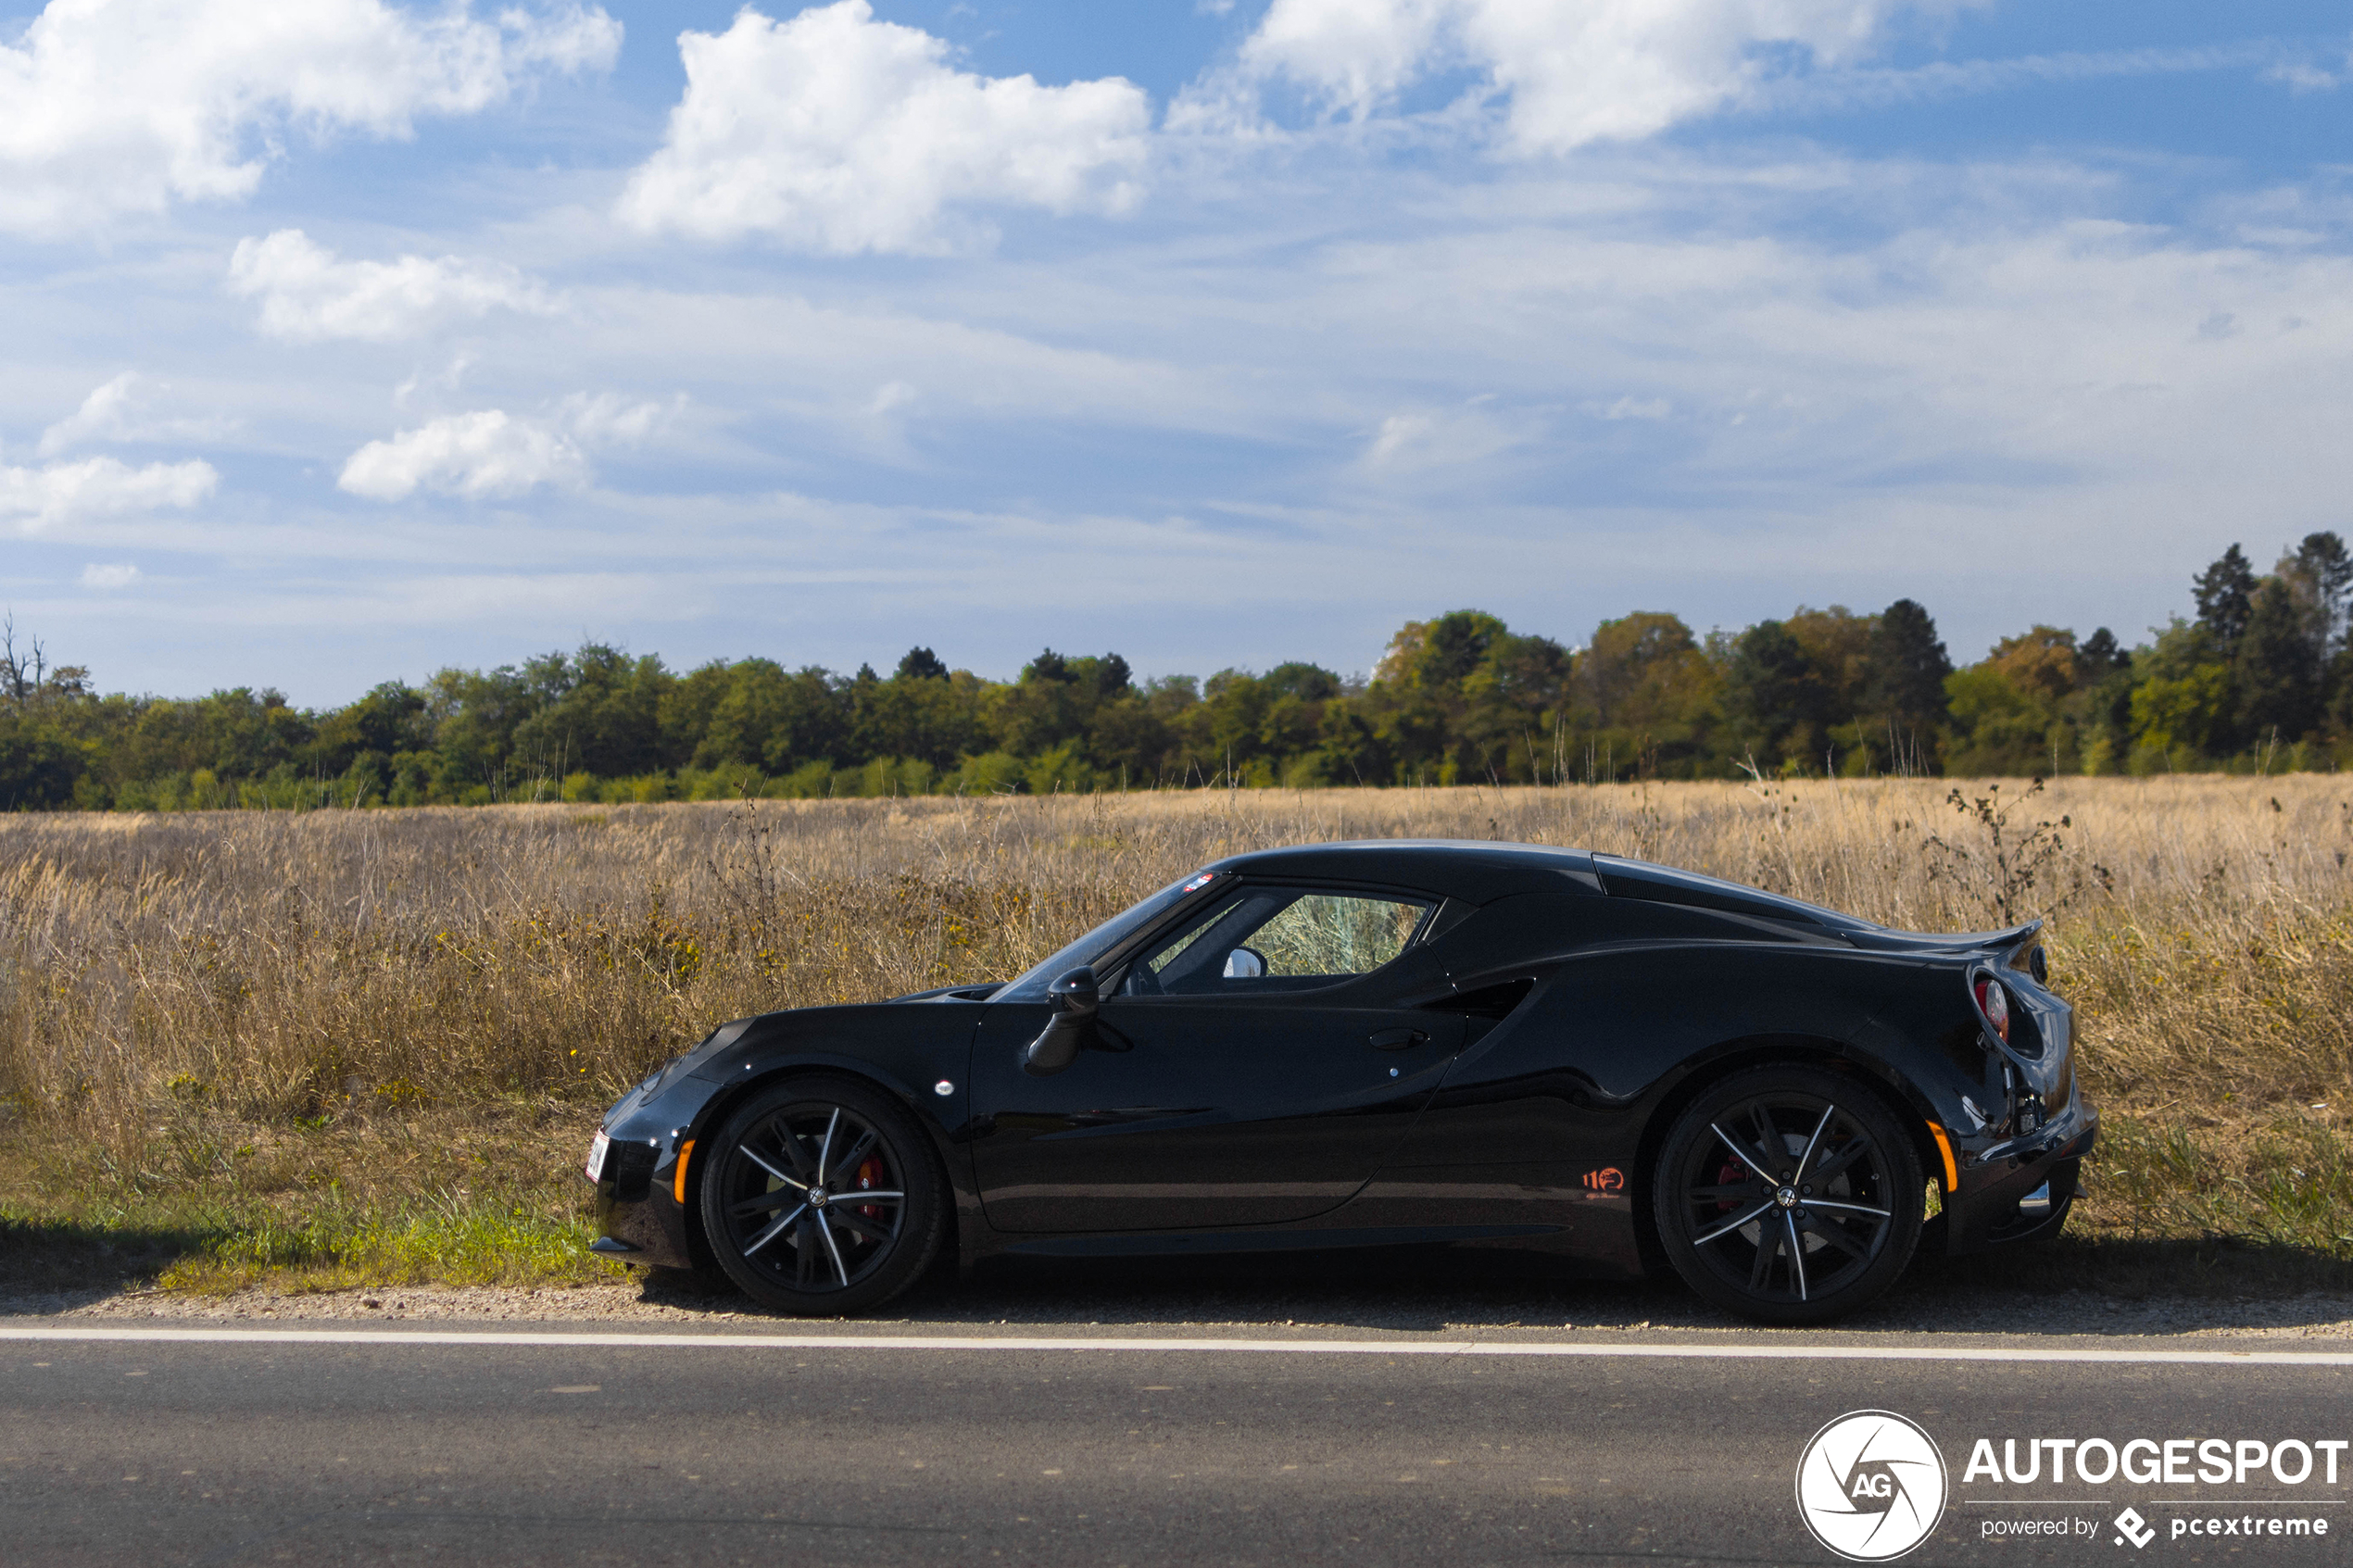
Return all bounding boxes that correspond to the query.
[1581,1167,1625,1192]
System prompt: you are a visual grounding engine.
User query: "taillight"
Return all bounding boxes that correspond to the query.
[1974,977,2010,1044]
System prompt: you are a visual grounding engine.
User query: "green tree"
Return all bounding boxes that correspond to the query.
[307,683,430,773]
[1569,612,1720,778]
[2290,533,2352,655]
[2236,575,2322,744]
[509,644,674,778]
[1725,621,1831,771]
[2077,627,2130,680]
[988,648,1128,761]
[1376,611,1507,692]
[103,688,312,785]
[895,646,950,682]
[859,664,985,771]
[1944,627,2082,775]
[2193,544,2257,656]
[1315,702,1389,785]
[690,660,845,773]
[1366,611,1563,783]
[1862,598,1952,768]
[0,714,89,809]
[2073,628,2139,771]
[2264,533,2353,749]
[425,662,546,798]
[2128,621,2233,761]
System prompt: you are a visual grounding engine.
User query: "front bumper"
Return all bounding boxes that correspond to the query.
[1943,1098,2098,1254]
[586,1075,716,1272]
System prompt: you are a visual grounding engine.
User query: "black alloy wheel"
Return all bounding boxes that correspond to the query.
[1652,1065,1924,1325]
[699,1076,946,1315]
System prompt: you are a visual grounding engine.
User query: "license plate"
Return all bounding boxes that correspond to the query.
[585,1129,610,1184]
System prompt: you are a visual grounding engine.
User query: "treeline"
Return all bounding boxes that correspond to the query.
[4,536,2350,811]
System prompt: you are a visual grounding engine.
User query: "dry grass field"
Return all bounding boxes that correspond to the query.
[4,777,2350,1302]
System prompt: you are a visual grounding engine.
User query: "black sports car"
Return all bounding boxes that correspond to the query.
[585,840,2094,1324]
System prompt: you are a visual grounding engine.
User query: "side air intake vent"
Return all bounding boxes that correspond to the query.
[1431,977,1536,1020]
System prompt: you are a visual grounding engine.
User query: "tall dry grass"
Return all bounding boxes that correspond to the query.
[3,777,2350,1291]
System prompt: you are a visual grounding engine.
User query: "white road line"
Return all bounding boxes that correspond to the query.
[1,1326,2350,1365]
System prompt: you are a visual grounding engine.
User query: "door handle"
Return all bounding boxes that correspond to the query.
[1368,1027,1429,1051]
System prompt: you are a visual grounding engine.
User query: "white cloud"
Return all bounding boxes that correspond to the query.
[337,395,666,501]
[394,353,478,408]
[560,391,672,445]
[338,410,585,501]
[0,0,621,235]
[1362,407,1525,474]
[39,373,143,455]
[36,371,235,455]
[226,230,560,342]
[1209,0,1944,151]
[81,562,141,589]
[1747,43,2291,118]
[1,456,218,532]
[617,1,1151,253]
[2265,59,2342,94]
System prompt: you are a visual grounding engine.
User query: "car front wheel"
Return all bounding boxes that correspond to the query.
[1652,1065,1924,1325]
[699,1076,946,1315]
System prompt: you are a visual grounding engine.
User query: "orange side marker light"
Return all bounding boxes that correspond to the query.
[1925,1122,1957,1193]
[673,1139,695,1206]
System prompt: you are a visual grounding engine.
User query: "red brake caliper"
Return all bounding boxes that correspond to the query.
[1716,1159,1747,1215]
[854,1156,886,1243]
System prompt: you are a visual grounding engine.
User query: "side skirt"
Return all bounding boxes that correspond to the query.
[997,1223,1561,1260]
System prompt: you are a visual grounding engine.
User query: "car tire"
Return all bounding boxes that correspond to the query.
[698,1075,947,1316]
[1651,1064,1924,1326]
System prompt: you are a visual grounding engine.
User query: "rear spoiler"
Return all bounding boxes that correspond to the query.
[1846,918,2042,957]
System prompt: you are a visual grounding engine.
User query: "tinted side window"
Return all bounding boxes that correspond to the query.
[1253,894,1427,976]
[1119,887,1432,996]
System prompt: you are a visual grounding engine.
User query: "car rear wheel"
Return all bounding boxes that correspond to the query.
[1652,1065,1924,1325]
[699,1076,946,1315]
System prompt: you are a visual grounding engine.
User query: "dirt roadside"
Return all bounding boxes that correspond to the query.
[7,1273,2353,1342]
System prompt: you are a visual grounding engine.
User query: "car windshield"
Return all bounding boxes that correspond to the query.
[991,872,1215,1002]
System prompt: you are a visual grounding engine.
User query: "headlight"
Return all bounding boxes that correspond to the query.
[644,1017,757,1100]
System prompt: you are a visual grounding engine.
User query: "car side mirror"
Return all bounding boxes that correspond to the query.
[1223,947,1265,980]
[1049,967,1100,1010]
[1021,967,1101,1076]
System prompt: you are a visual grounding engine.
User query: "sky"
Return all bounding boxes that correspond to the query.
[4,0,2352,704]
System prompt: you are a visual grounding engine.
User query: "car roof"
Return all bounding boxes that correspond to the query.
[1202,839,1604,903]
[1204,838,1874,930]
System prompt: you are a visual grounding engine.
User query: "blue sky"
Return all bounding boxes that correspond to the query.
[5,0,2352,703]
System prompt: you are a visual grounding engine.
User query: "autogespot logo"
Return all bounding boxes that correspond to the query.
[1797,1411,1951,1562]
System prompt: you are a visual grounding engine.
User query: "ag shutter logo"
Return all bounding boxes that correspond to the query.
[1796,1411,1949,1562]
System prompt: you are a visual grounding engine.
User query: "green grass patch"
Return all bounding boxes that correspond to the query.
[2088,1113,2353,1258]
[0,1100,626,1298]
[155,1190,623,1295]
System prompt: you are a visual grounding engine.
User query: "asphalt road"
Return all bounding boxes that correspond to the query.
[3,1324,2349,1567]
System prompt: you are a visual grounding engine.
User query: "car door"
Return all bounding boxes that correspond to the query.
[966,884,1465,1234]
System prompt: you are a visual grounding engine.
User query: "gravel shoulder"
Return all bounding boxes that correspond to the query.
[8,1267,2353,1343]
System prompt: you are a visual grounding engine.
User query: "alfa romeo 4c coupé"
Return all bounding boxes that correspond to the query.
[585,840,2092,1324]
